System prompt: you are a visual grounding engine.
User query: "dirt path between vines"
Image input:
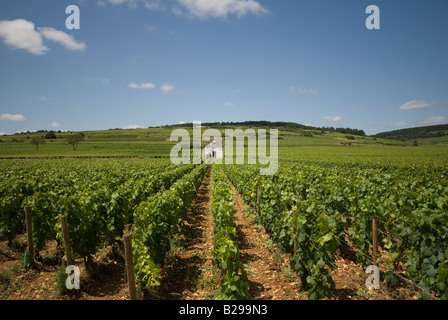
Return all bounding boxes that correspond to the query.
[229,185,303,300]
[159,165,303,300]
[157,165,216,299]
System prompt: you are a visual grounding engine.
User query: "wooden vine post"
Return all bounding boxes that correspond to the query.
[25,206,34,259]
[372,217,379,265]
[123,224,137,300]
[60,215,74,266]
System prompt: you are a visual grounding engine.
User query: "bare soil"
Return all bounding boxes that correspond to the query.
[0,235,127,300]
[156,165,217,299]
[230,184,302,300]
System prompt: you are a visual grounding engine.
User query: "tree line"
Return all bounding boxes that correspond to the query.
[373,124,448,140]
[160,121,367,136]
[30,132,84,151]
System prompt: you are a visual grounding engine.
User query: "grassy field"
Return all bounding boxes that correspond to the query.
[3,125,444,160]
[0,141,174,159]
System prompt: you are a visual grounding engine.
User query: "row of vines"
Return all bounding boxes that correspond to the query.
[222,161,448,300]
[0,159,202,268]
[2,156,447,300]
[132,163,208,291]
[210,165,251,299]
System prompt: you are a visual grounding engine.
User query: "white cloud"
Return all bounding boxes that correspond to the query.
[175,0,269,19]
[51,122,61,128]
[38,27,86,51]
[95,0,268,19]
[388,121,408,128]
[399,100,436,110]
[323,116,342,122]
[0,19,86,55]
[160,84,175,94]
[417,116,446,125]
[129,82,155,89]
[120,124,144,129]
[0,19,48,55]
[223,102,234,107]
[0,113,26,121]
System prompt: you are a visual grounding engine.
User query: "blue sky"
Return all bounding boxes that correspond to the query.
[0,0,447,135]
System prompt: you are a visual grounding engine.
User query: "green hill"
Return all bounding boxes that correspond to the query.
[372,124,448,141]
[1,121,446,159]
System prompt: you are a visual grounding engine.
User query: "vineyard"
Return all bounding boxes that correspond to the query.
[222,161,448,300]
[0,148,448,300]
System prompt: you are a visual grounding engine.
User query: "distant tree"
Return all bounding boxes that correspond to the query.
[45,131,57,139]
[31,136,46,150]
[66,134,84,151]
[345,135,355,140]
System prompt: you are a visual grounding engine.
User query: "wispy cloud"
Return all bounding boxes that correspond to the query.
[0,113,26,121]
[289,87,318,95]
[417,116,446,125]
[38,27,85,51]
[323,115,341,122]
[387,121,408,128]
[0,19,85,55]
[144,0,166,10]
[129,82,155,89]
[51,121,61,128]
[98,0,165,10]
[36,96,51,101]
[147,25,158,32]
[160,84,175,94]
[223,102,234,107]
[399,100,437,110]
[96,0,269,19]
[98,0,138,8]
[87,76,110,84]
